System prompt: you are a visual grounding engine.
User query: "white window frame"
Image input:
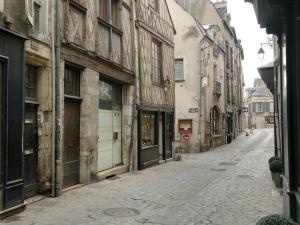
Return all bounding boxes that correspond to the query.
[175,58,184,81]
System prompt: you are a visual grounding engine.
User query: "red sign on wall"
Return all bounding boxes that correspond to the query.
[182,134,190,141]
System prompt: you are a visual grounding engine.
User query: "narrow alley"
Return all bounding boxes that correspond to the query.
[2,129,282,225]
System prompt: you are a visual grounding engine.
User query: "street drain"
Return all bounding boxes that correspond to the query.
[238,174,254,178]
[103,207,140,217]
[106,175,121,180]
[211,168,227,171]
[218,162,238,166]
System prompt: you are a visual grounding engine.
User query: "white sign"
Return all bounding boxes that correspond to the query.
[189,108,199,113]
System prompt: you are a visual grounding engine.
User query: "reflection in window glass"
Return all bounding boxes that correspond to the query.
[141,113,156,147]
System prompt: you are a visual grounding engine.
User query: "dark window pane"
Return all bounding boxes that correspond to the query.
[64,66,80,97]
[34,3,40,31]
[25,64,38,100]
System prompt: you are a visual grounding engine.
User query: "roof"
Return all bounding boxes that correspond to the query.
[248,87,272,97]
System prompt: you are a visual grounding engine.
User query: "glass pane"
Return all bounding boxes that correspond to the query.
[141,113,156,146]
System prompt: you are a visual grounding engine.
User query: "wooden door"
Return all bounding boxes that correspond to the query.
[23,104,38,198]
[63,100,80,188]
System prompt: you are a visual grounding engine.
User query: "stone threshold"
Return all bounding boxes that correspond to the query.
[96,165,128,181]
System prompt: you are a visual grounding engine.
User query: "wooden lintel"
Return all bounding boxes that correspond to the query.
[61,45,135,85]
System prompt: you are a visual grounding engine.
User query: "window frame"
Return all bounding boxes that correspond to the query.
[33,2,40,32]
[151,39,162,85]
[64,64,81,98]
[211,106,220,135]
[175,58,184,81]
[25,64,38,101]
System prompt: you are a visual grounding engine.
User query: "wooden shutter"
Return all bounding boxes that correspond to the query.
[25,0,34,25]
[252,102,256,113]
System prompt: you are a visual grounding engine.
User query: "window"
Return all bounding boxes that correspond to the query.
[270,102,274,113]
[98,0,120,28]
[226,42,229,68]
[141,113,156,147]
[151,40,162,84]
[149,0,159,12]
[211,106,220,135]
[256,102,263,112]
[25,64,38,100]
[175,59,184,81]
[64,65,80,97]
[34,3,40,31]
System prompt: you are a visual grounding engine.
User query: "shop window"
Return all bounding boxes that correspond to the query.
[64,65,80,97]
[25,64,38,101]
[175,59,184,81]
[141,113,156,146]
[211,106,220,135]
[151,40,162,84]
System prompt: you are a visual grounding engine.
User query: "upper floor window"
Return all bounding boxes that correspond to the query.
[175,59,184,81]
[149,0,159,12]
[98,0,120,28]
[151,40,162,84]
[34,3,40,32]
[256,102,263,112]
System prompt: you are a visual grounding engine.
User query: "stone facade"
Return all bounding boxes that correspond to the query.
[172,0,244,151]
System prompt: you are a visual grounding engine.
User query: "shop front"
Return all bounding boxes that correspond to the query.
[138,108,174,170]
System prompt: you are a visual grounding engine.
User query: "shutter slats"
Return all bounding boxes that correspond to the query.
[26,0,34,25]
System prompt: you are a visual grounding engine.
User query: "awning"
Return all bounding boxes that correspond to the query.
[257,62,274,94]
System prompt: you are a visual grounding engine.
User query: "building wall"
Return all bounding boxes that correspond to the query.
[167,0,203,152]
[136,0,175,108]
[1,0,55,193]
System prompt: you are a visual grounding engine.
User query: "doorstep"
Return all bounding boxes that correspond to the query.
[0,204,25,219]
[95,165,128,181]
[24,195,46,206]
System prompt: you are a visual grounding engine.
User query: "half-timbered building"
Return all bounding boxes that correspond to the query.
[58,0,135,191]
[135,0,176,169]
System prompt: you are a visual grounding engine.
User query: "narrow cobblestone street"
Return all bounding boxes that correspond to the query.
[2,129,282,225]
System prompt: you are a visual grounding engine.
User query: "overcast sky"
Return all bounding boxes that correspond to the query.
[212,0,273,87]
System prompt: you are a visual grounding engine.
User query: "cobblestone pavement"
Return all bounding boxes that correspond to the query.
[1,129,282,225]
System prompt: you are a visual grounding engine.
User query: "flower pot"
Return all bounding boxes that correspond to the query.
[271,172,282,188]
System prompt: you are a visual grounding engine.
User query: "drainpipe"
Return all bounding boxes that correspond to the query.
[51,0,56,197]
[54,0,61,196]
[129,0,138,172]
[107,0,112,59]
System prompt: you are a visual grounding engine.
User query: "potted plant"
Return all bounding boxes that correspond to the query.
[269,159,283,188]
[256,214,297,225]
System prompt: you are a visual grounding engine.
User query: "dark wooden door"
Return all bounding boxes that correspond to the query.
[164,113,173,160]
[23,104,38,198]
[63,100,80,188]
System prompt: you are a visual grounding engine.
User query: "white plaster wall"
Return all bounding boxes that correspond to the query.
[167,0,204,152]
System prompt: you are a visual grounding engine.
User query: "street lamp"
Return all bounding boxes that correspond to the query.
[257,41,273,62]
[258,45,265,61]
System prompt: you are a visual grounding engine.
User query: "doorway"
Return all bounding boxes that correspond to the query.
[63,65,81,188]
[24,64,39,198]
[98,80,122,171]
[164,112,173,160]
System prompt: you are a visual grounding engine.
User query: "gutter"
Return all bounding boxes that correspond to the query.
[129,0,137,172]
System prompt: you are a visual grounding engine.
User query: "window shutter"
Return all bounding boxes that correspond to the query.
[252,103,256,113]
[25,0,34,25]
[175,59,184,81]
